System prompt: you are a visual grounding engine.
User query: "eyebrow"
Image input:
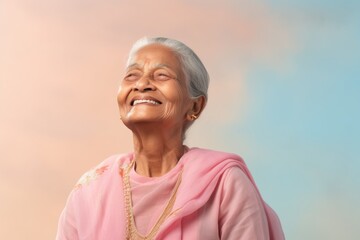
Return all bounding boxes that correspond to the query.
[154,63,172,69]
[126,63,141,70]
[126,63,173,70]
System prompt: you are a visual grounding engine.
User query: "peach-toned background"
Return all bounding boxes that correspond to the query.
[1,1,359,239]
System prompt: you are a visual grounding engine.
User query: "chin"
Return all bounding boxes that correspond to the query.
[124,116,162,126]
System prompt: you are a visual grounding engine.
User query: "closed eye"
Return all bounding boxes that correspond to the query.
[153,70,172,81]
[124,71,141,81]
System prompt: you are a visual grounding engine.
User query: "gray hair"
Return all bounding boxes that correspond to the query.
[126,37,209,100]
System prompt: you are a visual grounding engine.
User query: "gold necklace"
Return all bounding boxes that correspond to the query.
[121,161,183,240]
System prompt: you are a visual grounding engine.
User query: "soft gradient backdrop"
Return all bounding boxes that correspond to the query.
[1,0,359,239]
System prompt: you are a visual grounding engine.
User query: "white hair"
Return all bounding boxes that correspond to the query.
[126,37,209,100]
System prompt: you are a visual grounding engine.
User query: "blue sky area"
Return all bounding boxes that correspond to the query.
[221,3,360,238]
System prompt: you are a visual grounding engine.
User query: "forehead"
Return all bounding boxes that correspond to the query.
[128,44,181,70]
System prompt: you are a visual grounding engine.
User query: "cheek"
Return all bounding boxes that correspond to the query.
[163,81,188,102]
[116,86,128,109]
[116,90,122,105]
[162,85,191,117]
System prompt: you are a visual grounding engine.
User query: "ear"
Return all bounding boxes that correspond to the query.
[186,95,206,121]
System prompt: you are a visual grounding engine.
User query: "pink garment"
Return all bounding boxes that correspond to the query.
[56,147,285,240]
[129,161,182,236]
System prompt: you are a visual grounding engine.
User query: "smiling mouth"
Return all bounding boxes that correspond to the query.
[131,99,161,106]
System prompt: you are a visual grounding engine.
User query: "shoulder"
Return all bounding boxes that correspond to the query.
[220,167,259,198]
[57,153,133,237]
[181,147,248,177]
[73,153,132,190]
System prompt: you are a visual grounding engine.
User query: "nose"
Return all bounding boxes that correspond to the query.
[133,76,156,92]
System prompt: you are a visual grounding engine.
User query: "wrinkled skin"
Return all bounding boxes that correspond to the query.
[117,44,205,177]
[117,44,194,132]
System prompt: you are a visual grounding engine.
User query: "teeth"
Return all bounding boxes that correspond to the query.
[133,99,160,105]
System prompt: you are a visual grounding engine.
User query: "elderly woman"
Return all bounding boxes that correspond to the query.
[56,37,284,240]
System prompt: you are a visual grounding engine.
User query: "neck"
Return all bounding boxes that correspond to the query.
[131,124,185,177]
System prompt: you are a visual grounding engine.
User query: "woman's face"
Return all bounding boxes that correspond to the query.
[117,44,193,130]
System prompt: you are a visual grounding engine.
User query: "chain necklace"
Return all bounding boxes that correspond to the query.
[121,161,183,240]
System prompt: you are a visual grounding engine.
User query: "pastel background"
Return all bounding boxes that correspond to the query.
[1,0,359,239]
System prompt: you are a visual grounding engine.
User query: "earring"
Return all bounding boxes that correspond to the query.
[190,114,198,120]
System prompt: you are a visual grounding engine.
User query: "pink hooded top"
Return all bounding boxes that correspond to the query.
[56,147,285,239]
